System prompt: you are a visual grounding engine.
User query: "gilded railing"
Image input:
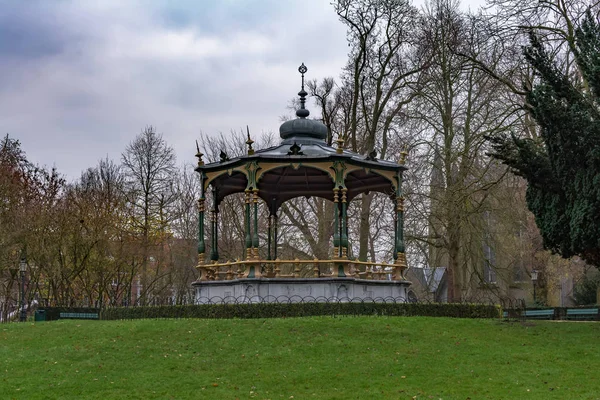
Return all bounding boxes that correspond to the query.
[196,258,407,282]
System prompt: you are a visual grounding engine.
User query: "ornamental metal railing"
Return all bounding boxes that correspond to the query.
[194,294,412,304]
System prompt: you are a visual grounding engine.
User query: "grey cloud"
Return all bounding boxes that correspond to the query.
[0,0,348,181]
[0,2,88,60]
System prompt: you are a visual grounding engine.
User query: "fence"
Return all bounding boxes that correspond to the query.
[195,295,413,304]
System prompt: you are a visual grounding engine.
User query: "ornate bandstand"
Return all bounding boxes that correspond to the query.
[193,64,410,303]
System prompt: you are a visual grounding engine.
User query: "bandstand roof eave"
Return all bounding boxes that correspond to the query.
[195,151,407,174]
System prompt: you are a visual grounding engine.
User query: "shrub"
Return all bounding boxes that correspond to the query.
[573,274,599,306]
[100,302,501,320]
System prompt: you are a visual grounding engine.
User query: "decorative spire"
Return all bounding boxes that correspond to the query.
[195,140,204,166]
[399,145,409,165]
[296,63,309,119]
[246,125,255,155]
[336,133,345,154]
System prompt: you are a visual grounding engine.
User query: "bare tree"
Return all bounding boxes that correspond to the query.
[0,135,33,318]
[169,162,202,302]
[121,126,176,305]
[334,0,428,261]
[407,0,520,301]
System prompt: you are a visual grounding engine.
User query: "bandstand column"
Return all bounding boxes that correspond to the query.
[340,188,349,259]
[394,149,408,280]
[337,188,349,277]
[210,187,220,262]
[273,213,279,260]
[332,188,340,258]
[197,196,206,274]
[267,214,272,260]
[195,149,206,279]
[267,199,278,261]
[244,189,252,260]
[394,194,407,280]
[252,189,260,259]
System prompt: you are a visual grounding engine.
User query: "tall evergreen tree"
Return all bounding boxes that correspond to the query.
[488,11,600,268]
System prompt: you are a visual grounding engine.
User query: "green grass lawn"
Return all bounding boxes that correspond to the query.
[1,317,599,399]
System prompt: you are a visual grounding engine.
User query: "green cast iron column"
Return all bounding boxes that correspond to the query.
[252,189,259,258]
[198,197,205,257]
[244,189,252,260]
[333,189,340,257]
[197,174,206,262]
[393,197,398,261]
[341,188,348,258]
[396,196,405,254]
[273,214,279,259]
[267,200,277,260]
[267,214,272,260]
[210,187,219,261]
[395,170,405,257]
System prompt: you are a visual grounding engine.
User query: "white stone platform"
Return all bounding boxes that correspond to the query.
[193,277,411,303]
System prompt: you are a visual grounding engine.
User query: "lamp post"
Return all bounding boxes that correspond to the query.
[531,268,539,305]
[19,253,27,322]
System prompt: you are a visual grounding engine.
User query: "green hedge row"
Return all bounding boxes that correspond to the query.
[100,302,501,320]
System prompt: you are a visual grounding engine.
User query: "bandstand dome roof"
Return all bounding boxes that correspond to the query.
[196,63,406,212]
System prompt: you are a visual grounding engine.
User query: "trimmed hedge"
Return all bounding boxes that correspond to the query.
[100,302,501,320]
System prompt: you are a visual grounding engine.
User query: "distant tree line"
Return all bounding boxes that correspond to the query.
[0,128,199,317]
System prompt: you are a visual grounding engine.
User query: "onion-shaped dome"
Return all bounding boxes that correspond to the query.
[279,63,328,144]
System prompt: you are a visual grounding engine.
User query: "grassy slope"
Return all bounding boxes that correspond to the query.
[1,317,599,399]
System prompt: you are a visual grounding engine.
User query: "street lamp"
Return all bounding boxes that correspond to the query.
[531,269,539,305]
[19,252,27,322]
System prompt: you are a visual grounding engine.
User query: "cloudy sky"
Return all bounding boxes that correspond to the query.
[0,0,482,182]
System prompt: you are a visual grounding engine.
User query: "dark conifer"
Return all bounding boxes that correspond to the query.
[488,11,600,268]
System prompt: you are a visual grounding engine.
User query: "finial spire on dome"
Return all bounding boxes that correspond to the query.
[246,125,255,155]
[399,145,409,165]
[195,140,204,166]
[296,63,309,119]
[279,63,327,142]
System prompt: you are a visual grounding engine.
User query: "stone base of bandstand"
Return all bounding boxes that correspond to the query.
[193,277,411,303]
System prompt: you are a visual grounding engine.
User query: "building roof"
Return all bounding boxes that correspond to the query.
[196,63,406,210]
[409,267,447,293]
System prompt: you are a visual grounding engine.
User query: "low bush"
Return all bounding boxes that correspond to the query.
[573,273,600,305]
[100,302,501,320]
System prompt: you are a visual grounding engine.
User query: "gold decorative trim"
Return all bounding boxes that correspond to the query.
[194,259,409,282]
[396,196,405,212]
[256,161,337,184]
[340,164,362,179]
[399,146,408,165]
[336,135,345,154]
[368,169,398,190]
[204,170,231,189]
